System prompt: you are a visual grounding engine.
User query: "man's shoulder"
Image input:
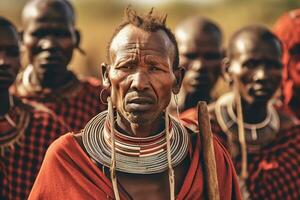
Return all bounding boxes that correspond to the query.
[45,132,77,158]
[79,76,101,88]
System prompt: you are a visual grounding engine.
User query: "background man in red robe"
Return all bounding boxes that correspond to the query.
[181,25,300,199]
[0,16,68,200]
[13,0,107,131]
[29,8,241,200]
[170,16,223,114]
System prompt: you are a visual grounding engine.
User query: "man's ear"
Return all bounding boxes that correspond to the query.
[222,57,233,85]
[172,66,185,94]
[74,29,81,48]
[19,31,24,42]
[101,63,111,88]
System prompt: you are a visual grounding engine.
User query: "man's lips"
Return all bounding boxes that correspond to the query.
[250,84,274,96]
[126,96,155,112]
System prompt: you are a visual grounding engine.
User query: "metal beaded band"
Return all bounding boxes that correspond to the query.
[82,111,190,174]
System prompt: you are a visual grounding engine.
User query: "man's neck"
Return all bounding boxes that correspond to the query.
[182,89,211,111]
[0,90,11,116]
[116,113,164,138]
[30,68,72,89]
[233,97,268,124]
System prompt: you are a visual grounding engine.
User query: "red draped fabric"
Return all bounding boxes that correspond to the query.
[29,131,241,200]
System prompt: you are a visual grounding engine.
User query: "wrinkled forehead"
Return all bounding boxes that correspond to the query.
[22,0,74,28]
[109,25,175,63]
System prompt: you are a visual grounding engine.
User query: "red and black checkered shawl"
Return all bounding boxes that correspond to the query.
[210,118,300,200]
[14,72,108,132]
[180,106,300,199]
[0,99,68,200]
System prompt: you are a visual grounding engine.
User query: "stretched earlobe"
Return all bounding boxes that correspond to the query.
[101,63,111,88]
[172,67,185,94]
[222,57,233,85]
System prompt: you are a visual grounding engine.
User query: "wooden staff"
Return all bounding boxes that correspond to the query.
[197,101,220,200]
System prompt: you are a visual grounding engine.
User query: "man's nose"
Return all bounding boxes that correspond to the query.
[131,71,150,91]
[0,52,9,67]
[39,36,60,50]
[191,59,205,72]
[253,66,268,82]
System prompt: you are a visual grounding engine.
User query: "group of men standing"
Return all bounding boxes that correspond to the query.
[0,0,299,199]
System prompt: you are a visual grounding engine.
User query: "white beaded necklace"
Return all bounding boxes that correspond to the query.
[215,92,279,150]
[82,110,190,174]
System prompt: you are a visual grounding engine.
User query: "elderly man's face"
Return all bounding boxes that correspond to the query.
[0,26,20,90]
[106,25,180,125]
[228,34,282,104]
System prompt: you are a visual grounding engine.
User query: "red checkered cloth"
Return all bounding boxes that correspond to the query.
[210,119,300,199]
[180,107,300,199]
[0,99,68,200]
[13,72,108,132]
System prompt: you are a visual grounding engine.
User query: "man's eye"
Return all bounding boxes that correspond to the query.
[54,31,71,37]
[203,52,222,60]
[7,47,20,57]
[32,31,47,38]
[244,60,258,68]
[118,65,134,70]
[185,53,198,60]
[7,50,20,57]
[150,66,160,71]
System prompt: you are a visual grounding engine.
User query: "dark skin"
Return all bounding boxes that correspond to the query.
[175,17,222,110]
[0,25,20,116]
[21,0,80,89]
[76,25,190,199]
[212,28,296,148]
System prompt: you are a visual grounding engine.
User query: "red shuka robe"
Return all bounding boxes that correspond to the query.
[181,107,300,199]
[28,132,241,200]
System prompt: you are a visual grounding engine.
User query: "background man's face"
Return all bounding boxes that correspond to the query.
[288,43,300,88]
[0,26,20,90]
[177,29,222,95]
[108,25,177,125]
[229,36,282,104]
[22,3,77,76]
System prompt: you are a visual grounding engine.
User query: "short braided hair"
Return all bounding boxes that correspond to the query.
[107,7,179,70]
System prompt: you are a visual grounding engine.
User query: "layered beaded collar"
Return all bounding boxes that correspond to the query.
[82,110,190,174]
[215,92,279,152]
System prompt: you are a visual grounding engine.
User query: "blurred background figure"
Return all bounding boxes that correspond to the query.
[0,16,68,200]
[0,0,299,79]
[273,9,300,120]
[172,16,223,114]
[182,25,300,200]
[13,0,107,131]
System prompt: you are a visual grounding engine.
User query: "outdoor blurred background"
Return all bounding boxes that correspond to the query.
[0,0,299,80]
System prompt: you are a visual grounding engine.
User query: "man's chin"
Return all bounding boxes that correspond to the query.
[125,112,151,124]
